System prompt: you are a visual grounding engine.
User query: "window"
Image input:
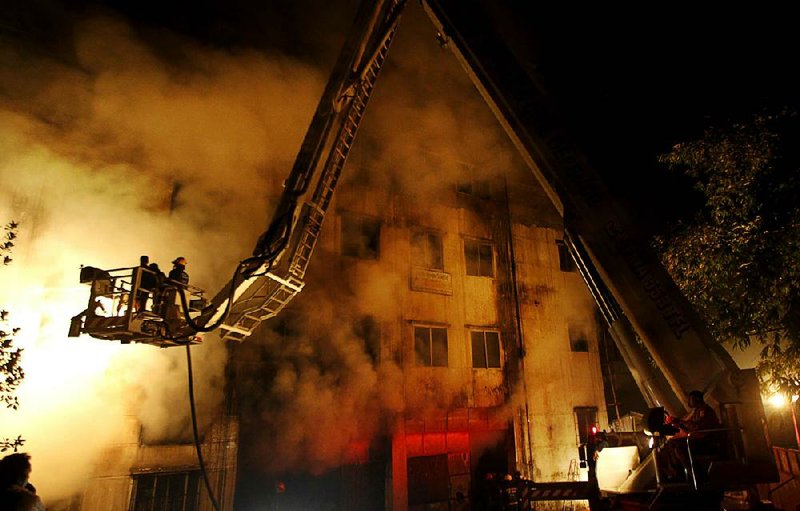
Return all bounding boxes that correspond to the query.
[341,215,381,259]
[354,315,380,364]
[556,239,576,272]
[471,330,502,368]
[569,324,589,352]
[131,471,200,511]
[574,407,598,445]
[414,326,448,367]
[464,239,494,277]
[457,179,492,200]
[411,231,444,270]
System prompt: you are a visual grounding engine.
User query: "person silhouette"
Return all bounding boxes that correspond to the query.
[0,452,45,511]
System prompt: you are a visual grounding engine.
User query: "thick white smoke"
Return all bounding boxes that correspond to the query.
[0,11,324,501]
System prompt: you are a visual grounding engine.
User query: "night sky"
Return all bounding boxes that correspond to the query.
[527,7,800,232]
[4,2,798,235]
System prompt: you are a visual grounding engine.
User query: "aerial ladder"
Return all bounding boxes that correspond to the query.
[70,0,406,346]
[70,0,777,508]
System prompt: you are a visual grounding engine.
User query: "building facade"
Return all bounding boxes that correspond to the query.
[233,159,609,511]
[63,416,238,511]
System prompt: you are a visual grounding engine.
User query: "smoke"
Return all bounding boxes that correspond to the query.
[0,7,324,502]
[234,4,524,479]
[235,279,406,475]
[2,0,529,499]
[348,4,516,199]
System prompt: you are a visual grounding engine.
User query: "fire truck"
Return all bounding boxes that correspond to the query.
[69,1,778,508]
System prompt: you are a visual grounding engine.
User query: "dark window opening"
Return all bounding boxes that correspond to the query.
[471,330,502,368]
[556,239,576,272]
[457,179,492,200]
[414,326,448,367]
[354,315,380,364]
[131,471,200,511]
[411,231,444,270]
[342,215,381,259]
[574,407,598,445]
[464,240,494,277]
[569,325,589,352]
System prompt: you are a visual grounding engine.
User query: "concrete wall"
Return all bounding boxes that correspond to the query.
[78,416,238,511]
[323,171,606,509]
[512,224,608,483]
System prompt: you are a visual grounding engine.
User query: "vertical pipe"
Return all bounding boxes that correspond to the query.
[502,175,535,478]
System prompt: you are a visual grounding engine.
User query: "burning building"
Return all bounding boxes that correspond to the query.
[230,147,608,510]
[0,2,613,510]
[226,4,609,508]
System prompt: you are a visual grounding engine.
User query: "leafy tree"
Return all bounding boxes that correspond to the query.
[0,221,24,452]
[654,111,800,396]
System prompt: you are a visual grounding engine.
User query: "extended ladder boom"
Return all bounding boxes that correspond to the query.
[71,1,407,347]
[183,0,407,342]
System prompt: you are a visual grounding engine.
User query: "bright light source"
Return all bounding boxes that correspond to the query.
[768,393,788,408]
[595,446,640,492]
[793,395,799,403]
[648,437,654,449]
[591,425,598,435]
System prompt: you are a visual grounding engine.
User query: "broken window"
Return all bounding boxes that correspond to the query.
[341,214,381,259]
[470,330,502,368]
[556,239,576,272]
[411,231,444,270]
[131,471,200,511]
[414,326,448,367]
[464,239,494,277]
[574,406,598,445]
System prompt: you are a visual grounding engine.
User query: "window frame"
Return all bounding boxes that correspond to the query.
[469,329,503,369]
[411,229,445,271]
[130,470,201,511]
[413,324,449,367]
[463,238,495,278]
[574,406,599,445]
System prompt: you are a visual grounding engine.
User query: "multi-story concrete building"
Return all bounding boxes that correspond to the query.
[232,155,609,510]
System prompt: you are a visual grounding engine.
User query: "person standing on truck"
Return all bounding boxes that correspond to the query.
[162,257,190,330]
[147,262,166,315]
[135,255,157,312]
[663,390,721,481]
[476,472,502,511]
[168,257,189,286]
[500,473,520,511]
